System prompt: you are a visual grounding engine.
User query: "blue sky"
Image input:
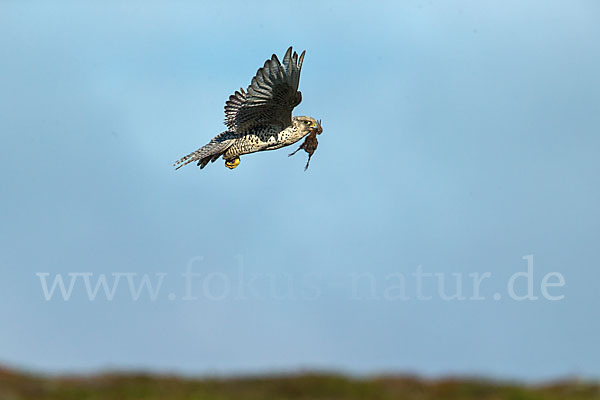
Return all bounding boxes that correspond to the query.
[1,0,599,381]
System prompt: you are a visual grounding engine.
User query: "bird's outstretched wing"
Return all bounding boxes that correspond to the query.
[224,47,305,133]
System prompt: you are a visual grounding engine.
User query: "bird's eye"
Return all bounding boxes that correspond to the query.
[304,120,311,125]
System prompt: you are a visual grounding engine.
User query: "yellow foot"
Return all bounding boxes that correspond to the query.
[225,157,240,169]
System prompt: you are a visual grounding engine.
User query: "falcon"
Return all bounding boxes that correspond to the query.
[174,47,322,171]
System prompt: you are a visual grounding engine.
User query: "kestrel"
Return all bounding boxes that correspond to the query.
[174,47,322,171]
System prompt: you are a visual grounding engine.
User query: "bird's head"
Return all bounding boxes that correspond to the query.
[293,116,323,135]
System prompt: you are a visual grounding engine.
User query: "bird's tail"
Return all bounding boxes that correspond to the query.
[174,131,237,170]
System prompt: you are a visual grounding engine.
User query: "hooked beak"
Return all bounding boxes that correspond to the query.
[310,119,323,135]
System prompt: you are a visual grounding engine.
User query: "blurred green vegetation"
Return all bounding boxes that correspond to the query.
[1,366,599,400]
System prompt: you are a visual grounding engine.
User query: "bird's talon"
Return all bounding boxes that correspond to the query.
[225,157,240,169]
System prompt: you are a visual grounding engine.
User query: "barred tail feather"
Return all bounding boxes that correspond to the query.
[173,131,236,170]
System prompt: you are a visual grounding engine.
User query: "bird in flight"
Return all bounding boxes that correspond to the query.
[174,47,322,171]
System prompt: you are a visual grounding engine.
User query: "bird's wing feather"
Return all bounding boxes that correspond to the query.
[224,47,305,133]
